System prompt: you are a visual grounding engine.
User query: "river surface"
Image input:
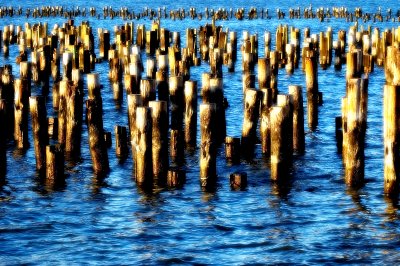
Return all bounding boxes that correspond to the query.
[1,0,400,264]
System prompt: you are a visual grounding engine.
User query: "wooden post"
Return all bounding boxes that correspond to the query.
[288,85,305,154]
[342,78,367,187]
[46,144,64,187]
[156,70,169,104]
[30,96,48,173]
[209,77,226,142]
[225,136,240,164]
[0,100,6,178]
[277,94,294,160]
[242,72,255,93]
[146,58,156,79]
[384,85,400,195]
[48,117,58,141]
[57,80,68,146]
[20,61,32,91]
[304,50,319,130]
[135,106,153,187]
[169,76,184,130]
[170,128,184,163]
[99,29,110,60]
[230,172,247,190]
[65,69,84,156]
[62,52,73,80]
[201,72,211,102]
[184,80,197,146]
[1,65,14,139]
[167,168,186,188]
[200,103,217,188]
[258,58,270,89]
[260,88,273,154]
[270,104,290,182]
[86,73,109,176]
[127,94,143,165]
[14,78,30,149]
[115,125,128,158]
[241,88,261,157]
[149,101,169,186]
[285,44,295,74]
[140,78,156,106]
[385,46,400,85]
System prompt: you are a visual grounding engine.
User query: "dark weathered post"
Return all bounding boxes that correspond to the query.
[86,73,109,175]
[30,96,48,173]
[184,80,197,146]
[149,100,169,186]
[200,103,217,189]
[384,84,400,196]
[14,78,30,149]
[46,144,64,187]
[135,106,153,187]
[241,88,260,157]
[288,85,305,154]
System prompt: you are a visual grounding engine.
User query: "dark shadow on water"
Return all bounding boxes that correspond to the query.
[91,173,109,195]
[346,187,369,214]
[271,179,293,200]
[384,195,400,222]
[32,170,67,195]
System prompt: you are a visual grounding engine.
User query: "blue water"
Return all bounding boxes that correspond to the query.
[1,0,400,264]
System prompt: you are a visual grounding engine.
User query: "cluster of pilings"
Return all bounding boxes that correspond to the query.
[0,17,400,195]
[0,5,399,22]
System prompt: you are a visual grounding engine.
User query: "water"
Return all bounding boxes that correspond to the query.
[1,0,400,264]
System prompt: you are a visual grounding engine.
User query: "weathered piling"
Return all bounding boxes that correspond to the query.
[65,69,84,156]
[184,80,197,146]
[57,80,68,146]
[383,85,400,195]
[288,85,305,153]
[241,88,261,157]
[258,58,270,89]
[46,144,64,186]
[140,78,156,106]
[169,75,184,130]
[14,78,30,149]
[19,61,32,91]
[385,46,400,85]
[260,88,273,155]
[115,125,128,158]
[86,73,109,176]
[109,58,123,103]
[209,77,226,142]
[156,69,169,102]
[149,100,169,185]
[200,103,217,188]
[230,172,247,190]
[285,44,295,74]
[242,72,256,93]
[48,116,58,140]
[167,167,186,188]
[304,50,319,130]
[270,103,291,182]
[62,52,73,80]
[99,29,110,60]
[0,100,6,178]
[342,78,368,187]
[127,94,143,164]
[3,26,10,56]
[1,65,14,139]
[135,106,153,187]
[277,94,294,159]
[225,136,241,163]
[29,96,48,173]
